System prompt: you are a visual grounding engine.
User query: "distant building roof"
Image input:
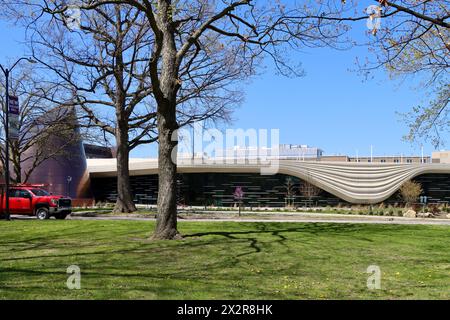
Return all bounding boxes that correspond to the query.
[83,144,113,159]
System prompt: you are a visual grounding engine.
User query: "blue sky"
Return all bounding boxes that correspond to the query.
[0,17,442,159]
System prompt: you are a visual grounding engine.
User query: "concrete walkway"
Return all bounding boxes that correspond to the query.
[64,212,450,226]
[10,211,450,226]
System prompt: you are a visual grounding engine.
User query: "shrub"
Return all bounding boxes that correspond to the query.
[428,204,441,214]
[399,180,422,206]
[412,203,422,212]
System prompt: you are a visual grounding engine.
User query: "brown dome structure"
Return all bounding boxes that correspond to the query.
[21,106,91,198]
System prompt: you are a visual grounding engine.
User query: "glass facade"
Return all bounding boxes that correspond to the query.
[91,173,450,206]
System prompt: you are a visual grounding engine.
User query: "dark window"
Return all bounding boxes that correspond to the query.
[8,189,30,198]
[17,190,31,198]
[8,189,20,198]
[30,189,50,196]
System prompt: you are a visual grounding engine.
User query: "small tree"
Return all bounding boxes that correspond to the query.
[299,181,321,208]
[284,177,296,208]
[399,180,422,207]
[233,186,244,217]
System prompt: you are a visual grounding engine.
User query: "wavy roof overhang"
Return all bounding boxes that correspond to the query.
[87,159,450,204]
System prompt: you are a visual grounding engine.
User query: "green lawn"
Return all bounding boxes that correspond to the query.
[0,220,448,299]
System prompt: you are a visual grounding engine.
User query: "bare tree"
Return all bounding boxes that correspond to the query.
[21,5,158,213]
[0,66,81,184]
[284,177,296,208]
[299,181,321,207]
[93,0,345,239]
[5,2,238,215]
[11,0,348,239]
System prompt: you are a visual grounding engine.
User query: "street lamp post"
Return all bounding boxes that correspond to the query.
[67,176,72,197]
[0,57,36,220]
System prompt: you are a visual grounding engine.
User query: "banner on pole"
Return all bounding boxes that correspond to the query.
[8,95,20,140]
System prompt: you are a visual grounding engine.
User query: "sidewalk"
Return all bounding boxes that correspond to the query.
[68,211,450,226]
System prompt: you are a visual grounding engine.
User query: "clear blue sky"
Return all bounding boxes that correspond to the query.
[0,17,442,159]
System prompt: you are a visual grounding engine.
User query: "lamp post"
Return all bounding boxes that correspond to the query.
[0,57,37,220]
[67,176,72,197]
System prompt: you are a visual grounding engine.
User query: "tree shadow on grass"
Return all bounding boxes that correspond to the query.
[2,222,432,299]
[182,222,377,259]
[184,222,376,240]
[0,223,397,283]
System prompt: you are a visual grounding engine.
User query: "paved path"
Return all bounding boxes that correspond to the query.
[74,214,450,226]
[10,212,450,226]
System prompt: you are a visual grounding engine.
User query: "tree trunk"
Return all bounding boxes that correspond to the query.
[111,13,136,215]
[13,157,21,184]
[113,124,137,213]
[151,0,182,240]
[152,103,180,240]
[10,141,21,184]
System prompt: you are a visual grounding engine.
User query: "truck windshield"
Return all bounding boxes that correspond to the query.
[30,189,50,196]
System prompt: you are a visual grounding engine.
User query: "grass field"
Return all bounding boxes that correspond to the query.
[0,220,448,299]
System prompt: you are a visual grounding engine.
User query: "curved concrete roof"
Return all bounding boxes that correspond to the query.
[87,159,450,204]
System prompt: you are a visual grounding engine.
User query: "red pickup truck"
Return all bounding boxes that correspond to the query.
[0,185,72,220]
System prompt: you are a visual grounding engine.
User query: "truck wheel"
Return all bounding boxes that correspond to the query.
[55,213,68,220]
[36,208,50,220]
